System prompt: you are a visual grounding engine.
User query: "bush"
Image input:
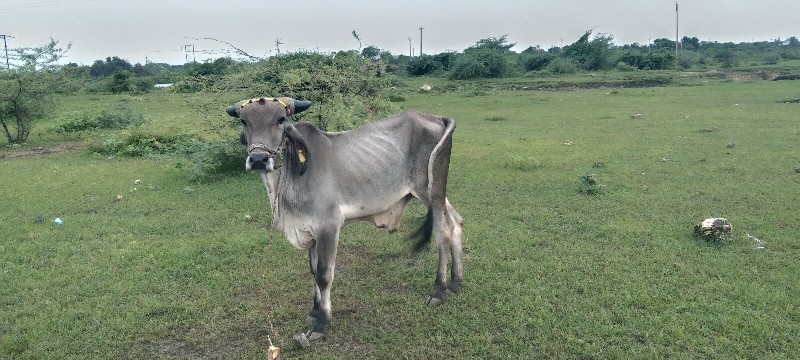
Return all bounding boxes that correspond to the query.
[187,141,246,183]
[615,61,638,72]
[56,101,144,132]
[522,53,553,71]
[545,57,580,74]
[578,174,604,194]
[449,50,510,79]
[108,70,133,93]
[89,131,198,157]
[407,55,443,76]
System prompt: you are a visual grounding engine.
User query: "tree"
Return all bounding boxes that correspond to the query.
[448,35,515,79]
[0,39,68,144]
[682,36,701,51]
[562,30,615,71]
[361,45,380,59]
[466,35,516,53]
[89,56,132,77]
[108,70,133,93]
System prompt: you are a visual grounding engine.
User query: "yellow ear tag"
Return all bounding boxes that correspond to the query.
[298,148,306,163]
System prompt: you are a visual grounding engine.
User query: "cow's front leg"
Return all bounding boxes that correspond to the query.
[295,226,339,347]
[305,244,321,325]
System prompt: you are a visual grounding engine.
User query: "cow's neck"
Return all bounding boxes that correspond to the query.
[260,169,288,228]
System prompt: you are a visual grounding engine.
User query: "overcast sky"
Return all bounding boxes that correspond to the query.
[2,0,799,65]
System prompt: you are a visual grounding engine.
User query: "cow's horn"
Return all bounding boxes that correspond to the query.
[225,105,239,118]
[293,100,312,114]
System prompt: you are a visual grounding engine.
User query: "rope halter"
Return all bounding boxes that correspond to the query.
[248,140,287,170]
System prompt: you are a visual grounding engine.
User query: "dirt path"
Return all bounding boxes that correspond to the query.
[0,141,86,160]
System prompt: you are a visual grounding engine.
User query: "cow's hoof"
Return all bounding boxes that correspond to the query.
[425,296,443,307]
[307,331,325,341]
[447,282,461,294]
[293,333,311,348]
[293,331,326,348]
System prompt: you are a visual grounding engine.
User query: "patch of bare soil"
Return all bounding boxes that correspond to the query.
[0,141,85,160]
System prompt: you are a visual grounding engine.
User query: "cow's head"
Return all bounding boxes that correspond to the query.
[225,97,312,175]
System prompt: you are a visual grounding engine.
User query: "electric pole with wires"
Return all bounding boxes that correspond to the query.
[1,34,10,69]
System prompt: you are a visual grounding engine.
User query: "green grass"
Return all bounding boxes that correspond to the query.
[2,78,800,358]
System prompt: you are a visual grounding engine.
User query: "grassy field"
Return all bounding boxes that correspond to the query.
[2,76,799,358]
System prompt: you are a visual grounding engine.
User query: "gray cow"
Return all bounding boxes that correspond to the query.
[225,97,464,344]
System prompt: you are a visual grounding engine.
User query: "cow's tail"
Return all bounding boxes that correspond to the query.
[414,117,456,252]
[427,117,456,197]
[411,207,434,252]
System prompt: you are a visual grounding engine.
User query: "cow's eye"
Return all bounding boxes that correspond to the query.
[240,119,246,125]
[278,117,286,124]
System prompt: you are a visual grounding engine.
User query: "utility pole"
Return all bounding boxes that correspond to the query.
[275,38,283,56]
[675,2,679,69]
[184,44,195,63]
[419,27,424,56]
[408,37,412,57]
[1,35,10,69]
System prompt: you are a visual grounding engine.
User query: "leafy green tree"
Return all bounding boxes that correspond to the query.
[562,30,614,71]
[361,46,381,59]
[449,35,515,79]
[450,50,509,79]
[90,56,132,77]
[0,39,68,144]
[466,35,516,53]
[108,70,133,93]
[652,38,676,51]
[681,36,701,51]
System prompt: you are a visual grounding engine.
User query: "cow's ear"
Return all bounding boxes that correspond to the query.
[225,105,239,118]
[293,100,312,114]
[286,125,309,176]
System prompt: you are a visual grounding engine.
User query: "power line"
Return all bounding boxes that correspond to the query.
[0,0,96,11]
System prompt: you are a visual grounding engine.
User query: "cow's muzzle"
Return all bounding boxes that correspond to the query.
[246,143,283,172]
[247,152,274,171]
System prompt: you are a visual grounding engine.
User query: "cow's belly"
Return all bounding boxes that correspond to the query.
[339,188,410,220]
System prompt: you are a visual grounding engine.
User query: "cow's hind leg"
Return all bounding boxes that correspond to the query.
[446,198,464,294]
[426,206,454,306]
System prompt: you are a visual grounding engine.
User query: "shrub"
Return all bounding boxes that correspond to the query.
[56,101,144,132]
[407,55,443,76]
[615,61,638,72]
[89,131,197,157]
[545,57,580,74]
[578,174,603,194]
[522,53,553,71]
[187,141,246,183]
[385,93,407,102]
[449,50,510,79]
